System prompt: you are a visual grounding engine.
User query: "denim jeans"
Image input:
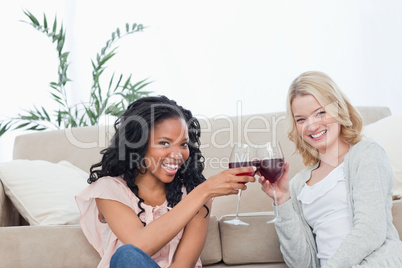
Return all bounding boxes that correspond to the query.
[110,244,160,268]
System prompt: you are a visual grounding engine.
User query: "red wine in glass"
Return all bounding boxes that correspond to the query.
[258,158,284,184]
[224,143,257,226]
[256,141,285,223]
[229,160,260,179]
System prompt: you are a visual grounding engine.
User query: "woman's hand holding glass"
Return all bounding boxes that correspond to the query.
[223,143,258,226]
[255,141,288,223]
[258,162,290,206]
[204,166,256,198]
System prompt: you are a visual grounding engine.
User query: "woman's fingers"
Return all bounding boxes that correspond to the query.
[206,166,257,197]
[229,166,257,182]
[277,162,290,188]
[258,176,272,195]
[282,162,290,177]
[228,165,256,174]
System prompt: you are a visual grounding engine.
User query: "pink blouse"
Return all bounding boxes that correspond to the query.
[75,176,202,268]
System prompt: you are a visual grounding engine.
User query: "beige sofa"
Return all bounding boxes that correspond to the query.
[0,106,401,267]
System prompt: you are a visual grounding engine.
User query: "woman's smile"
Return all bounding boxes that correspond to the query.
[310,130,327,140]
[161,161,181,175]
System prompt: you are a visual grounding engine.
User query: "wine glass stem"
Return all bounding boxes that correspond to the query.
[272,183,279,219]
[235,189,242,219]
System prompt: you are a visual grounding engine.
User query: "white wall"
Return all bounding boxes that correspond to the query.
[1,0,402,161]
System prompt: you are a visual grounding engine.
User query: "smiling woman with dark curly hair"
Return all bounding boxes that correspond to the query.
[76,95,256,268]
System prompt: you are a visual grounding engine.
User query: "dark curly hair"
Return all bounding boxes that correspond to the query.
[89,95,207,225]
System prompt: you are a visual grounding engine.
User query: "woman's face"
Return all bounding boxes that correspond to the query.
[291,94,342,154]
[143,117,190,184]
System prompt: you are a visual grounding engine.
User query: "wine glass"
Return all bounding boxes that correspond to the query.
[224,143,257,226]
[257,141,285,223]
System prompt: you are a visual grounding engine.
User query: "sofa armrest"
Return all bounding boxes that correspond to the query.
[0,225,100,268]
[201,215,222,265]
[0,180,20,227]
[393,199,402,238]
[219,212,284,265]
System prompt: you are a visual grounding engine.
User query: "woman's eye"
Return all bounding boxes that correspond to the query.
[159,141,169,146]
[317,110,326,116]
[296,118,305,123]
[182,142,189,147]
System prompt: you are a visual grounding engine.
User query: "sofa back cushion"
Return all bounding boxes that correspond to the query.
[13,125,114,172]
[362,113,402,199]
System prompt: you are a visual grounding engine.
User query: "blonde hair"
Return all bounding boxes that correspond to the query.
[286,71,363,166]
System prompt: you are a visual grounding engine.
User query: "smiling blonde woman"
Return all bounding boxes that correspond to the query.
[259,71,402,267]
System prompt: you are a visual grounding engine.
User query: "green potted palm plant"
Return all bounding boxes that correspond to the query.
[0,10,152,136]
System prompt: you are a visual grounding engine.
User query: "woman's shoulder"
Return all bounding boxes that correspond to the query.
[77,176,135,202]
[93,176,128,187]
[349,139,386,158]
[351,139,383,151]
[85,176,128,193]
[346,139,393,179]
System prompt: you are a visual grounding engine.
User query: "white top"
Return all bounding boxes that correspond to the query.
[297,163,351,267]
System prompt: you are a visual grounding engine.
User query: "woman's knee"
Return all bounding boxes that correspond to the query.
[113,244,137,259]
[110,244,160,268]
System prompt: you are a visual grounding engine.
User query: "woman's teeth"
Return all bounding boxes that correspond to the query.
[163,163,179,170]
[311,130,326,139]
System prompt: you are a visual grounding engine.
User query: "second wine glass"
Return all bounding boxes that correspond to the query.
[257,141,285,223]
[224,143,257,226]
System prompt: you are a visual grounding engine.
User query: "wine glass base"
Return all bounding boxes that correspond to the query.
[224,218,249,226]
[266,219,277,224]
[266,218,286,224]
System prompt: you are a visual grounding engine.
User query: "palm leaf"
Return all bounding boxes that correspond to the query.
[0,10,151,138]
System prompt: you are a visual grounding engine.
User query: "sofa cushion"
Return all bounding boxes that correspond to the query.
[392,199,402,237]
[0,225,101,267]
[219,212,284,265]
[362,114,402,199]
[0,160,88,225]
[200,215,222,265]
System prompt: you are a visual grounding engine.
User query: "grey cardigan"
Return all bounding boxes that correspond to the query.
[275,139,402,267]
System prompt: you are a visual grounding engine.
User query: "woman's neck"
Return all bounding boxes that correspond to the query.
[318,139,350,168]
[135,173,167,207]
